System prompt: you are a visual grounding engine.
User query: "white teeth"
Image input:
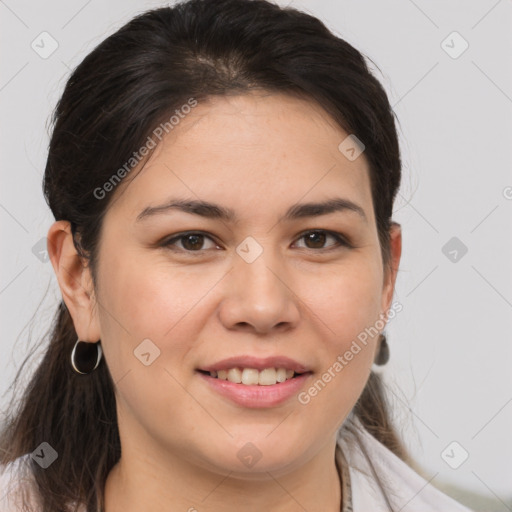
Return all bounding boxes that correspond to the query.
[227,368,242,383]
[241,368,259,385]
[276,368,287,382]
[258,368,277,385]
[210,367,297,385]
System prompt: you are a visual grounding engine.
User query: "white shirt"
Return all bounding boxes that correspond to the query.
[0,419,473,511]
[336,416,474,511]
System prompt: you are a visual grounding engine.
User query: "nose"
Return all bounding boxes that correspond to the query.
[218,249,301,335]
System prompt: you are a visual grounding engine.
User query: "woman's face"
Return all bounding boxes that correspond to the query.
[71,92,401,476]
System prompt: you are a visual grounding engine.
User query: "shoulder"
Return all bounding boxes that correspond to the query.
[0,454,40,512]
[337,417,474,512]
[0,455,88,512]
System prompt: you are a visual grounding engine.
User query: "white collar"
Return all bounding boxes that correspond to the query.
[335,415,473,511]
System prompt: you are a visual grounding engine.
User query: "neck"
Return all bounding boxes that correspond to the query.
[104,436,342,512]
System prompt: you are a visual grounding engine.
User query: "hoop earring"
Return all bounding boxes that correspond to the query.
[374,332,390,366]
[71,338,103,374]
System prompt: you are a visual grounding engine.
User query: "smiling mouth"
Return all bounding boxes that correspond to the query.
[197,367,308,386]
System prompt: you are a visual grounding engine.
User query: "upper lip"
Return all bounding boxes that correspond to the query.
[198,355,311,373]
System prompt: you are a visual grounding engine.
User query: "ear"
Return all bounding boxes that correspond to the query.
[380,221,402,317]
[47,220,101,343]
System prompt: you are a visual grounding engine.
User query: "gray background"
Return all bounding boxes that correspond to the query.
[1,0,511,510]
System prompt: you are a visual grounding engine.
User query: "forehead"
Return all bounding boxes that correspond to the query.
[106,92,373,224]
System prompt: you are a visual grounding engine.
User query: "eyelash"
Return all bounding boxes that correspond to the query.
[160,229,352,255]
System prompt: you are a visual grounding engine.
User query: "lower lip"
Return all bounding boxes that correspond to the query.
[197,371,312,408]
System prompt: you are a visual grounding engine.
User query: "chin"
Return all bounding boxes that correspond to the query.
[191,436,309,478]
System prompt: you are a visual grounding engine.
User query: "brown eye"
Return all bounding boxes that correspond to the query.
[304,231,327,249]
[294,230,350,250]
[161,229,350,255]
[180,234,205,251]
[162,232,218,252]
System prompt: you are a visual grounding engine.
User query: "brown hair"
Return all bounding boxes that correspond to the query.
[0,0,408,510]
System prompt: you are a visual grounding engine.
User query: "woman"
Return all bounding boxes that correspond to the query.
[0,0,474,510]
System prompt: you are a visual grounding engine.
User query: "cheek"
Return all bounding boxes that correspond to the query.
[298,254,383,410]
[95,251,216,374]
[298,276,380,424]
[94,255,205,437]
[100,247,185,328]
[304,255,384,344]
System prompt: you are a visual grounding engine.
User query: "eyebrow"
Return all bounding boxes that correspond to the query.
[136,197,367,224]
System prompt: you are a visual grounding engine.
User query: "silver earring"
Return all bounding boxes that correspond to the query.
[71,338,103,374]
[374,332,390,366]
